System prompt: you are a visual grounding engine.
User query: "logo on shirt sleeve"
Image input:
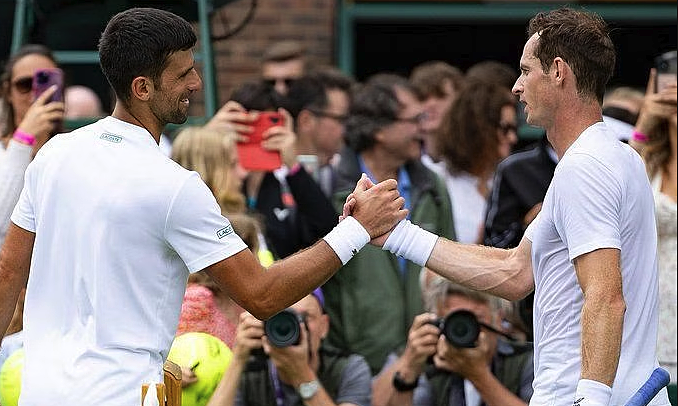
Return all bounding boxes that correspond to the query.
[216,224,234,239]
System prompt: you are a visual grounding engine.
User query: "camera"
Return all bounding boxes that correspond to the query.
[428,310,482,348]
[264,308,307,348]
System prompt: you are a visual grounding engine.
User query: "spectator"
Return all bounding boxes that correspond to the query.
[372,277,533,406]
[633,65,677,404]
[207,288,371,406]
[325,73,455,374]
[261,40,306,96]
[466,60,519,91]
[225,80,339,260]
[483,136,558,341]
[171,125,248,214]
[285,67,355,196]
[409,61,463,162]
[64,85,105,119]
[602,86,644,142]
[0,44,65,247]
[426,79,518,244]
[0,8,406,404]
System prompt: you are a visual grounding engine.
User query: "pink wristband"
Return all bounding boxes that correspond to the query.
[12,129,36,146]
[632,130,649,143]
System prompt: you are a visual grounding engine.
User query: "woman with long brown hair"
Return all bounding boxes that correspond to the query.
[426,78,518,244]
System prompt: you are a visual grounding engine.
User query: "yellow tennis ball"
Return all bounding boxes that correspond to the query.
[0,348,24,406]
[168,332,232,406]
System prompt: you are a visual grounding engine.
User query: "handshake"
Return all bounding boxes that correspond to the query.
[328,173,438,267]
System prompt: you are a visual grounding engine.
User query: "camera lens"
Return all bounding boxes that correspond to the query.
[264,309,302,347]
[441,310,480,348]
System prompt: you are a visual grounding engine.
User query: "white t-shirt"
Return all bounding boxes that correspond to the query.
[525,122,668,405]
[11,117,248,405]
[423,158,489,244]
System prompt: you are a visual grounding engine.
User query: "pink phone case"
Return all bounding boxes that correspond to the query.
[32,68,64,103]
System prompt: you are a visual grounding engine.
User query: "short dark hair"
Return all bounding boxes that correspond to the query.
[528,7,615,103]
[98,7,197,104]
[262,40,305,63]
[285,67,354,120]
[344,73,415,153]
[230,80,285,111]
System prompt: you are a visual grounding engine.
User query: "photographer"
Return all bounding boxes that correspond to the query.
[207,288,371,406]
[372,278,533,406]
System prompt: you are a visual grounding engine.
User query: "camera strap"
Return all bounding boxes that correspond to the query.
[269,364,285,406]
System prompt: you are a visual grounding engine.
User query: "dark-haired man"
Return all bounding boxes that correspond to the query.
[0,8,405,405]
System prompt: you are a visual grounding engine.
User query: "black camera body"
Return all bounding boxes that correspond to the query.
[428,310,482,348]
[264,308,307,348]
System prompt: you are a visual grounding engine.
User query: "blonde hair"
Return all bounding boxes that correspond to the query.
[171,126,246,213]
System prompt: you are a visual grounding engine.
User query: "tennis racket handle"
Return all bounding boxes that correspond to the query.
[624,368,670,406]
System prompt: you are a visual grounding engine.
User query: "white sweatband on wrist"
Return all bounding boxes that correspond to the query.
[573,379,612,406]
[323,216,371,265]
[382,219,438,267]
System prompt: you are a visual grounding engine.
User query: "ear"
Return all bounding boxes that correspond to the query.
[553,57,569,85]
[297,109,315,132]
[319,314,330,339]
[130,76,153,102]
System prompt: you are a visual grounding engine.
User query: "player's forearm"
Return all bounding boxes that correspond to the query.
[579,291,625,387]
[425,238,533,301]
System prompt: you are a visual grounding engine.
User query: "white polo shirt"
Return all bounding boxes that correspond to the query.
[11,116,248,405]
[525,122,668,405]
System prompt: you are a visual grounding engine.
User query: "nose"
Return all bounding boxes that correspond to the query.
[189,70,203,92]
[512,78,522,95]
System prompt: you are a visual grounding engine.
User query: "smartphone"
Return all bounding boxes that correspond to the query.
[655,50,677,93]
[236,111,285,171]
[32,68,64,103]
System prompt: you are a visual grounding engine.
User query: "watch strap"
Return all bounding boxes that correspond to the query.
[392,371,419,392]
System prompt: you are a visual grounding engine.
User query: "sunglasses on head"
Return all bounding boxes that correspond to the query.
[12,76,33,94]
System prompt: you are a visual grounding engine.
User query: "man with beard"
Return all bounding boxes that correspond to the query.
[0,8,407,405]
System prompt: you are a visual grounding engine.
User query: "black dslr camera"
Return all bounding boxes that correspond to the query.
[245,308,308,371]
[264,308,307,347]
[429,310,512,348]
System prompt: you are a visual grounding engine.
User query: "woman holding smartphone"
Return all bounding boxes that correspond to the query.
[632,59,678,405]
[0,44,65,248]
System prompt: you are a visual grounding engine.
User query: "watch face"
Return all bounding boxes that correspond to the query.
[298,380,320,399]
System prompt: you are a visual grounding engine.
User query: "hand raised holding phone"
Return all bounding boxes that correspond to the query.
[236,109,296,171]
[16,69,65,149]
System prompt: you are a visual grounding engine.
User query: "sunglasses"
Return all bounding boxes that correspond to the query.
[12,76,33,94]
[499,123,518,135]
[263,78,297,89]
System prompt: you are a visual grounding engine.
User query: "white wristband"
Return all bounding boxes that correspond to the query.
[323,216,370,265]
[382,219,438,267]
[574,379,612,406]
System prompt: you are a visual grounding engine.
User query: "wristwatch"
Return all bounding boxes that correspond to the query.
[297,379,321,400]
[392,371,419,392]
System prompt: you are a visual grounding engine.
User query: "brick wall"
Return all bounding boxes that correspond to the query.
[191,0,336,116]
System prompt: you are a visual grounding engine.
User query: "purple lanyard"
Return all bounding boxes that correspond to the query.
[269,363,285,406]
